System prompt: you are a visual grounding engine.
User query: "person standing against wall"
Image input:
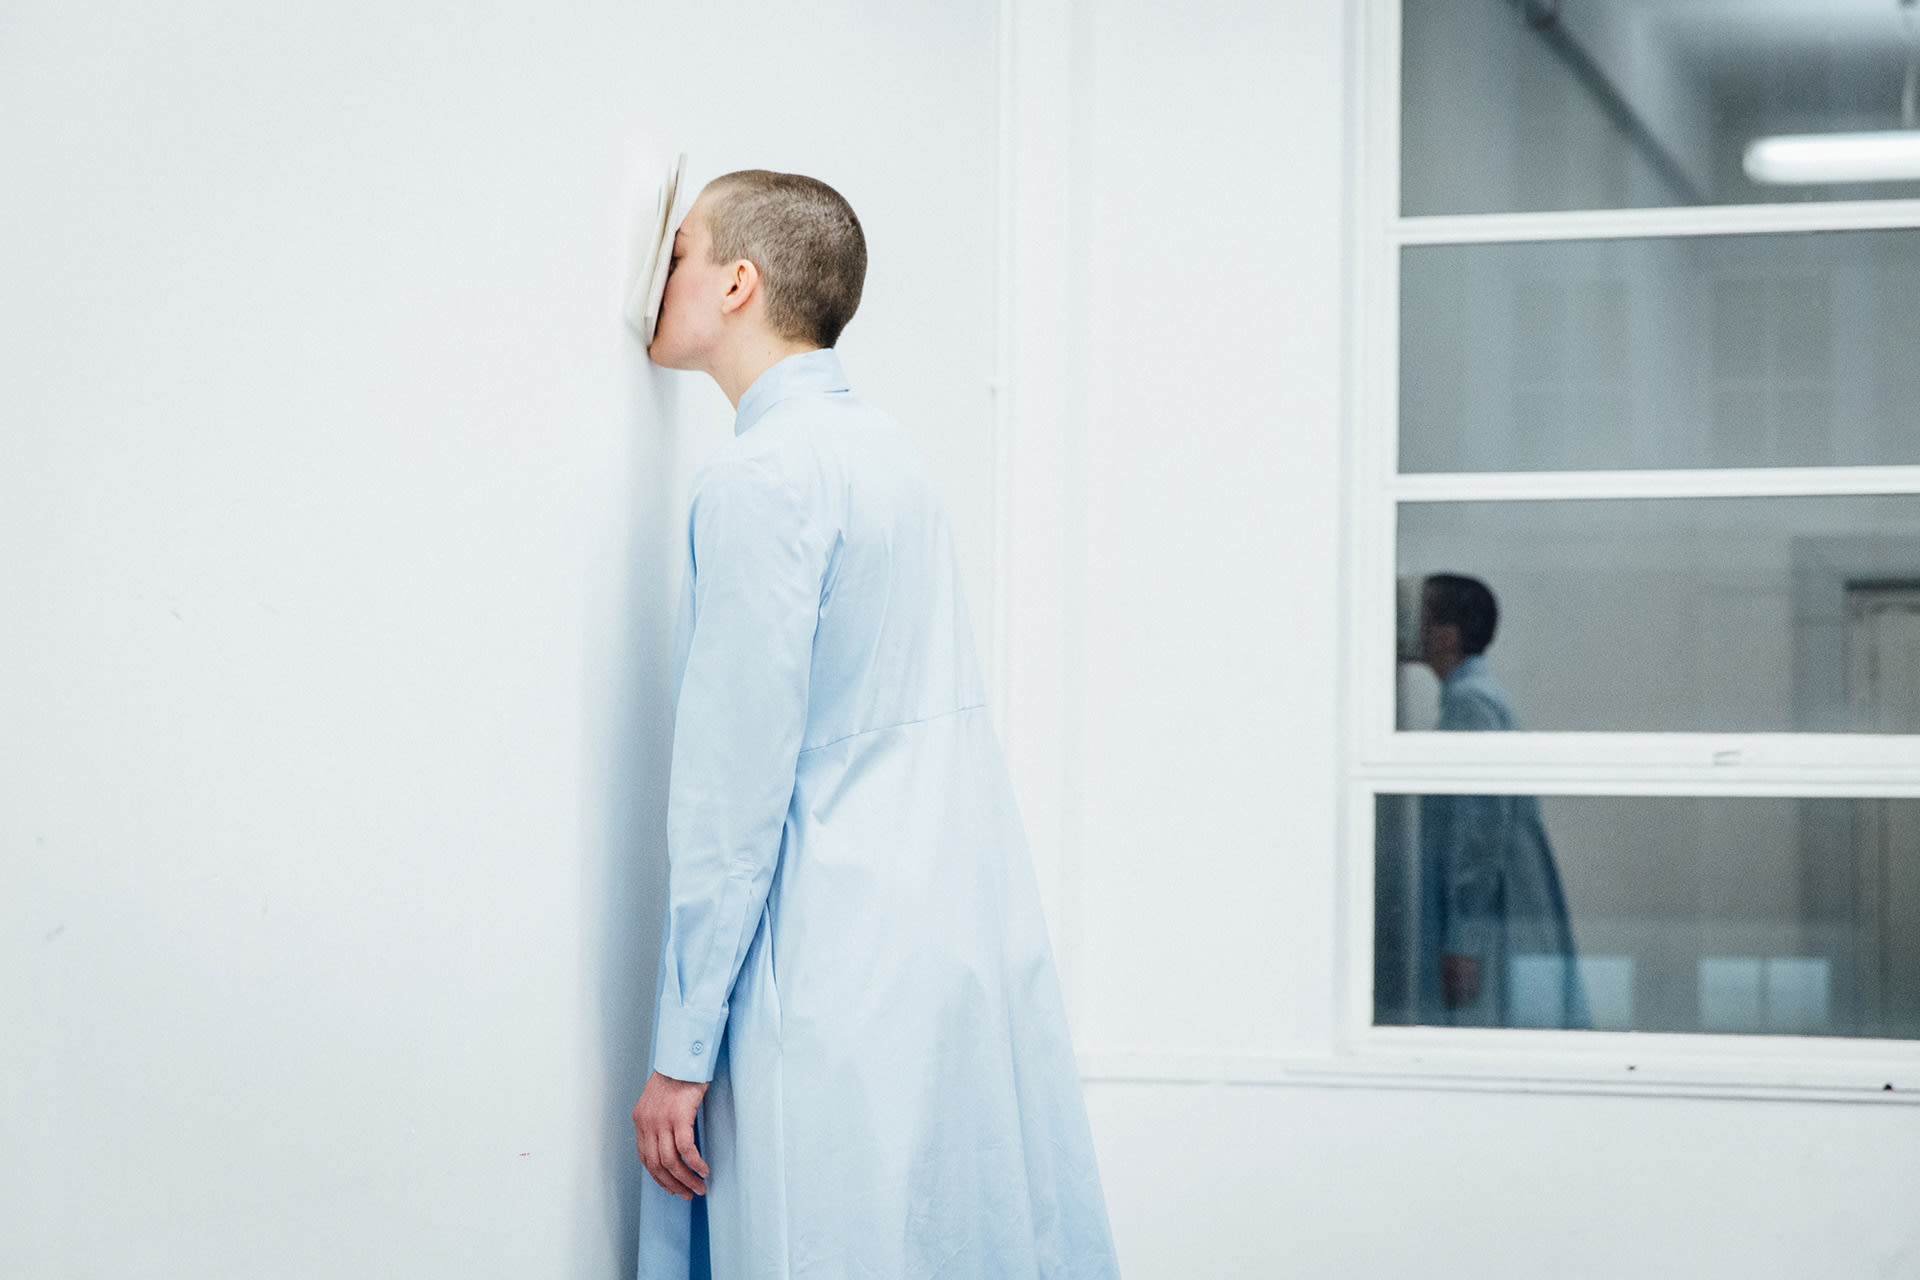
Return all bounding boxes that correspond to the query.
[631,169,1119,1279]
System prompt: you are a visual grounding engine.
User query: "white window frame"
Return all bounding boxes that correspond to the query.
[1334,0,1920,1102]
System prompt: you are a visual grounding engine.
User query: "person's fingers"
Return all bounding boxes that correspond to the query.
[640,1127,668,1194]
[658,1125,704,1197]
[641,1128,665,1192]
[633,1089,701,1200]
[673,1118,709,1187]
[648,1127,698,1200]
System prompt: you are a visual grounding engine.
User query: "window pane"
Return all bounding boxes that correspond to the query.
[1375,792,1920,1040]
[1403,0,1920,215]
[1400,231,1920,473]
[1397,496,1920,733]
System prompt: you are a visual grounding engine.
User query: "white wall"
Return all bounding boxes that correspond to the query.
[1090,1080,1920,1279]
[1070,0,1348,1059]
[1,1,993,1274]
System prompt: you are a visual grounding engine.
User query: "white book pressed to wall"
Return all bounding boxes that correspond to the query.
[626,151,688,348]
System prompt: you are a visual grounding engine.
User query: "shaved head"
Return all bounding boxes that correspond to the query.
[699,170,867,349]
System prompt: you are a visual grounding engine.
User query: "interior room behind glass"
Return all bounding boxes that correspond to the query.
[1403,0,1920,216]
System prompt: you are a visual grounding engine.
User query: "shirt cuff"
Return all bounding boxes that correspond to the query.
[651,998,727,1083]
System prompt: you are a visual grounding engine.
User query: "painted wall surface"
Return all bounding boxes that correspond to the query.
[1089,1080,1920,1279]
[1070,0,1348,1059]
[2,1,992,1275]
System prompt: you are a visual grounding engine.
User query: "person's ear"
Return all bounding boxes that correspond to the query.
[719,258,759,316]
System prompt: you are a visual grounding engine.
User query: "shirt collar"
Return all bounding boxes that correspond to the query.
[1444,654,1489,686]
[733,348,850,436]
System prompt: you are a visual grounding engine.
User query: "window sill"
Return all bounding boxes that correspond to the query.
[1078,1032,1920,1105]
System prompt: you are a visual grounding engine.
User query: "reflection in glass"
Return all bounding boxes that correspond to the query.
[1404,0,1920,215]
[1376,794,1920,1040]
[1401,231,1920,474]
[1397,495,1920,733]
[1402,575,1587,1028]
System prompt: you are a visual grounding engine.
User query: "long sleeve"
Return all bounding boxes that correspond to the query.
[651,451,826,1083]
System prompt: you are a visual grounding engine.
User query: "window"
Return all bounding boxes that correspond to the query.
[1356,0,1920,1071]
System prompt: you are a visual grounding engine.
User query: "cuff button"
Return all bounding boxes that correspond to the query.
[691,1041,705,1056]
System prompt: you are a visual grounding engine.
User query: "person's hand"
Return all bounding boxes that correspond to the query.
[1440,953,1483,1010]
[633,1070,710,1201]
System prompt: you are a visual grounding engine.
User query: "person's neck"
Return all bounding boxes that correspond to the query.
[708,335,823,408]
[1429,652,1468,682]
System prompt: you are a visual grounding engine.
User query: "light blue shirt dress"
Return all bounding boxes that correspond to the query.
[636,350,1120,1280]
[1415,656,1589,1030]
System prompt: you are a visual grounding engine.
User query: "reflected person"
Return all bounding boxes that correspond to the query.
[1416,573,1589,1029]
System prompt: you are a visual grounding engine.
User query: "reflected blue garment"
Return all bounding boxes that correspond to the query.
[1415,656,1589,1029]
[636,350,1119,1280]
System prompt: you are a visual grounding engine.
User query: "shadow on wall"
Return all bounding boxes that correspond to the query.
[591,349,687,1274]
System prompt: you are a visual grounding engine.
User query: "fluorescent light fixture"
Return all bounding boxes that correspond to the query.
[1744,130,1920,185]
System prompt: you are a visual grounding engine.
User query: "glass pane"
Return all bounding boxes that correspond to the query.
[1375,792,1920,1040]
[1400,231,1920,473]
[1403,0,1920,215]
[1396,496,1920,733]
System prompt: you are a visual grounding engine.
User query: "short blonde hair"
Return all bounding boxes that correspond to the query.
[701,170,866,348]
